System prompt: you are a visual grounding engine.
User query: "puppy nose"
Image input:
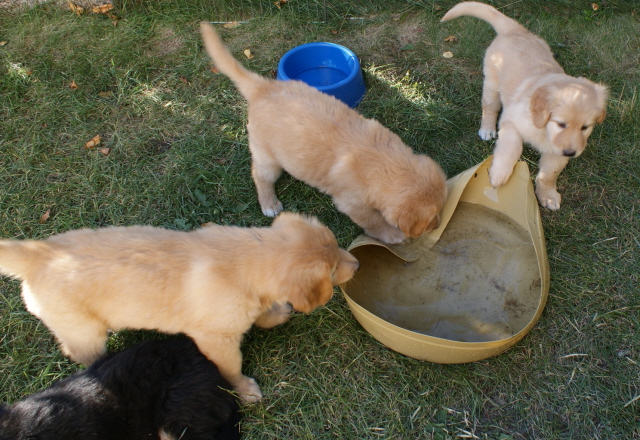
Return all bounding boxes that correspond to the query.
[563,149,576,157]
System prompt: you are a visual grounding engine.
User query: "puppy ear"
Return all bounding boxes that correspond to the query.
[288,273,334,314]
[397,210,423,238]
[530,86,552,129]
[594,83,608,124]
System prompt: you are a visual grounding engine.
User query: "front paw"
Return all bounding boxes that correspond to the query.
[536,187,562,210]
[236,376,263,403]
[254,303,293,329]
[489,161,514,187]
[261,200,284,217]
[368,227,406,245]
[478,128,497,141]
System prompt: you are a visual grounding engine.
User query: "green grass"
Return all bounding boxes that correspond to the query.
[1,0,639,438]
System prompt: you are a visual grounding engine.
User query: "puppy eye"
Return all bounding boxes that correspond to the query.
[581,125,590,131]
[556,121,567,129]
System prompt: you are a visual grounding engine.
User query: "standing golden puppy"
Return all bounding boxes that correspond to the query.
[200,23,447,244]
[442,2,608,210]
[0,212,359,403]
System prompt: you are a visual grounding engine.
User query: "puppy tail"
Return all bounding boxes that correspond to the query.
[200,22,268,100]
[441,2,526,35]
[0,240,48,280]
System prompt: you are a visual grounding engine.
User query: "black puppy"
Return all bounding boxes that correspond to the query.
[0,337,241,440]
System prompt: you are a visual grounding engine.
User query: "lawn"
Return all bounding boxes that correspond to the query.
[0,0,639,438]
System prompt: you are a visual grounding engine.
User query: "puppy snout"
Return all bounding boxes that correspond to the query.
[563,149,576,157]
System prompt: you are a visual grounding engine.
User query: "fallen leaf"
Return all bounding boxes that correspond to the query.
[39,210,50,224]
[99,147,111,156]
[0,41,7,46]
[69,2,83,14]
[107,13,121,26]
[331,30,338,34]
[222,21,241,29]
[69,80,78,89]
[211,66,220,74]
[592,3,599,10]
[91,3,113,13]
[442,51,454,58]
[84,135,101,148]
[273,0,287,8]
[179,76,189,84]
[99,91,113,98]
[444,35,458,43]
[243,49,254,59]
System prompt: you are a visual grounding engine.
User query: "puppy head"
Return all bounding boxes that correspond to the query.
[530,78,608,158]
[383,155,448,239]
[270,213,359,313]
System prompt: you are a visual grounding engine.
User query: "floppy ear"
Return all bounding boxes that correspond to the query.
[530,86,553,129]
[397,209,424,238]
[596,84,608,124]
[288,273,334,314]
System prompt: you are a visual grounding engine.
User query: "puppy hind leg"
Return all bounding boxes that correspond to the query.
[479,69,501,140]
[489,122,523,187]
[48,318,109,365]
[535,153,570,210]
[250,154,284,217]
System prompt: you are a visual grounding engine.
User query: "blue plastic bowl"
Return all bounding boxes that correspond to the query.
[277,42,366,108]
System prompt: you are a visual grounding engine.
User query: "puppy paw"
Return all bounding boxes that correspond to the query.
[368,228,406,245]
[489,162,514,188]
[254,303,293,329]
[536,188,562,210]
[478,128,497,141]
[261,200,284,217]
[236,376,263,403]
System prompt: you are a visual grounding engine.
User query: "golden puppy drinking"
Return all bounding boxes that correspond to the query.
[200,23,447,244]
[442,2,608,210]
[0,212,359,403]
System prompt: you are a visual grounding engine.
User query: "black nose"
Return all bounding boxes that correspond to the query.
[563,149,576,157]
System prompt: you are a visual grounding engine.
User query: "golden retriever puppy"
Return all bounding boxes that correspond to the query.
[200,23,447,244]
[442,2,608,210]
[0,212,359,403]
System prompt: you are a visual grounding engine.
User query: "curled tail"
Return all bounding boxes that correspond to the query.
[441,2,526,35]
[0,240,48,280]
[200,22,268,100]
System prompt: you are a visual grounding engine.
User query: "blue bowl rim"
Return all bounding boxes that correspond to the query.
[277,42,362,92]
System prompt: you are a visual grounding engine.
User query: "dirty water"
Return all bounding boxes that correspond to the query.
[349,201,541,343]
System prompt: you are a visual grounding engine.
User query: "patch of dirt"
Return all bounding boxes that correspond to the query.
[147,26,185,57]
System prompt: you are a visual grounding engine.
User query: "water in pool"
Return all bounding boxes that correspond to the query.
[349,201,541,343]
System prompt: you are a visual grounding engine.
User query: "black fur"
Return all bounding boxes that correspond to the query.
[0,337,241,440]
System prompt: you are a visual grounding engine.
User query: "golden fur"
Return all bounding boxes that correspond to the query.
[0,212,359,403]
[442,2,608,210]
[200,23,447,244]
